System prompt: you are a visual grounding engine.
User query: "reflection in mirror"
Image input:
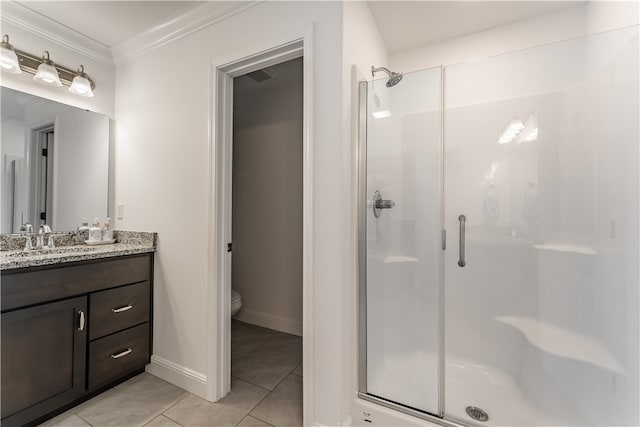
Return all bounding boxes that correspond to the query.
[1,86,108,233]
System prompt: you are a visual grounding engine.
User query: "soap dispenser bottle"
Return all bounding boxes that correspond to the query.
[103,217,113,241]
[88,218,102,241]
[78,218,90,232]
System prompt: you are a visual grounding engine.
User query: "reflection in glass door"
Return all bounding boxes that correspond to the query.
[358,66,443,416]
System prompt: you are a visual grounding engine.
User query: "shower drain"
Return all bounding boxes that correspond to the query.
[465,406,490,422]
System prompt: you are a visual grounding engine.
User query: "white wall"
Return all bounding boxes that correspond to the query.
[52,108,109,231]
[391,2,639,73]
[232,58,303,336]
[0,117,26,158]
[114,2,349,425]
[1,117,26,232]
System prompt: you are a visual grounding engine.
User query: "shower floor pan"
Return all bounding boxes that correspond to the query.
[445,356,581,426]
[369,353,582,426]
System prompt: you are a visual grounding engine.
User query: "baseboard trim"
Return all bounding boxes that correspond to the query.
[235,308,302,336]
[146,355,208,398]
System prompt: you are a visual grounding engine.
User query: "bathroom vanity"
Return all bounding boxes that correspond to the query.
[0,233,155,427]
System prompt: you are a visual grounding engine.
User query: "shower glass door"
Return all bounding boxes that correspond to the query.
[359,66,442,416]
[444,27,639,426]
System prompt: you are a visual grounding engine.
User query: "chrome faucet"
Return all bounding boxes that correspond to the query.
[36,226,45,250]
[23,236,33,252]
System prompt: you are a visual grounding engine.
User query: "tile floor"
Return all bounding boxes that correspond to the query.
[41,321,303,427]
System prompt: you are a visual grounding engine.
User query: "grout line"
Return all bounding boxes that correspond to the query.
[75,413,93,427]
[231,375,272,392]
[139,390,190,426]
[247,371,297,418]
[244,371,298,420]
[161,393,192,416]
[162,413,185,426]
[241,415,276,427]
[249,373,300,427]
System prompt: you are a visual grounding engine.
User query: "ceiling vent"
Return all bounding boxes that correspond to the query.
[246,67,276,82]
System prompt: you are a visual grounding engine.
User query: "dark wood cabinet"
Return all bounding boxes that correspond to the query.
[0,253,153,427]
[1,297,87,426]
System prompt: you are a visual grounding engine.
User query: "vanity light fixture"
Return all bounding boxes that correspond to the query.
[33,51,62,86]
[0,34,96,95]
[69,65,94,97]
[0,35,21,74]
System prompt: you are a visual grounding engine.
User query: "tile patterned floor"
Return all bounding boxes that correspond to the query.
[40,321,303,427]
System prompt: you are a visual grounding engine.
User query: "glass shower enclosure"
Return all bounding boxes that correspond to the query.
[358,67,443,417]
[358,26,639,427]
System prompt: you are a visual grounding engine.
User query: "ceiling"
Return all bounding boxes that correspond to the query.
[15,1,205,47]
[367,1,584,53]
[1,87,41,120]
[14,1,584,52]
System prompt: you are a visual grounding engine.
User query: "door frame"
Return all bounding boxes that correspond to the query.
[26,123,55,229]
[207,35,314,425]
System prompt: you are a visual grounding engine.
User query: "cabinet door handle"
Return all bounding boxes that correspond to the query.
[112,305,133,313]
[78,310,85,331]
[111,348,133,359]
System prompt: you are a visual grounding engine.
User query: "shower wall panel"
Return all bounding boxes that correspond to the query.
[444,26,639,426]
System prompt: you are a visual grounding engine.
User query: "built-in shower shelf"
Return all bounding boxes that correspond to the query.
[533,243,596,255]
[495,315,624,374]
[384,255,419,264]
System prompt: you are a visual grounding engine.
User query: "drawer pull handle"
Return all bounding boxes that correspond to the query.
[112,305,133,313]
[111,348,133,359]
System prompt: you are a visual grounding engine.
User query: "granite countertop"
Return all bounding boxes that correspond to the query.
[0,231,157,271]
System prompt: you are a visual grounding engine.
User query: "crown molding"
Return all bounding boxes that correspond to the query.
[111,1,262,65]
[0,1,114,66]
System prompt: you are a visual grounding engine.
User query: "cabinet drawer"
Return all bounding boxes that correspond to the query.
[88,323,149,390]
[2,253,152,311]
[90,281,150,339]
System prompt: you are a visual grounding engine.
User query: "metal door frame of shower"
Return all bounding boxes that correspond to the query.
[357,67,463,427]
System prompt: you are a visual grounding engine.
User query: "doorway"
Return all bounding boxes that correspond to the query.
[229,57,303,425]
[29,125,55,228]
[208,38,313,426]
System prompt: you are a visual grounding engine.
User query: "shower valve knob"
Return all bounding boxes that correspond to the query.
[372,190,395,217]
[375,199,395,209]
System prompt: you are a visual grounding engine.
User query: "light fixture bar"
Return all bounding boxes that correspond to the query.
[13,48,95,90]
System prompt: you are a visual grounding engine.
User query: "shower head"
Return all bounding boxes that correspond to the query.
[386,72,403,87]
[371,66,403,87]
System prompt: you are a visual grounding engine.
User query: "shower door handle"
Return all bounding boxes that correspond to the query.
[458,215,466,267]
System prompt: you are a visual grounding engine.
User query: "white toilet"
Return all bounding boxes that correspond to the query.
[231,289,242,317]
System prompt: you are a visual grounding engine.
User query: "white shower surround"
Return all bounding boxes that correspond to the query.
[362,25,639,427]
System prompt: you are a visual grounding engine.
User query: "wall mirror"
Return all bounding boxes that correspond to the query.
[1,86,108,233]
